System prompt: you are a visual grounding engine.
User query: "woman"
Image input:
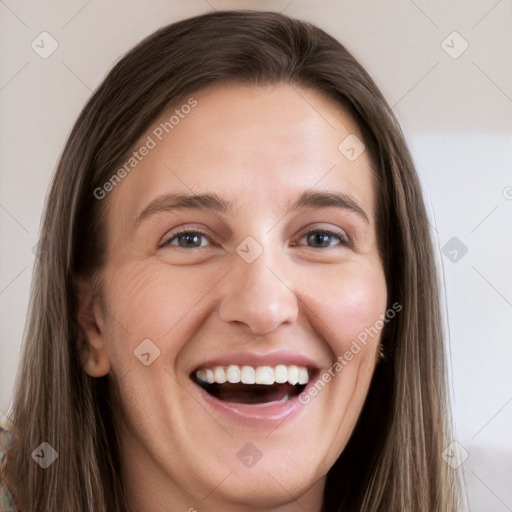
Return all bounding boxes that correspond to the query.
[1,10,461,511]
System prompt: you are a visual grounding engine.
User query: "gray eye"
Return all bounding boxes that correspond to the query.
[163,230,210,248]
[301,229,348,248]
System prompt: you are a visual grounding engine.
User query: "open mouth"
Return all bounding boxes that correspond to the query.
[191,364,314,405]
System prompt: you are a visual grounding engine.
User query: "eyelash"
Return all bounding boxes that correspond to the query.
[160,228,350,250]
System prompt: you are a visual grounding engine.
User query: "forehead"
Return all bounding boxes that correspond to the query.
[107,82,376,227]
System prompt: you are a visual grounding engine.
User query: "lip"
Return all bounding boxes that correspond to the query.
[192,349,321,372]
[193,379,310,425]
[189,349,323,426]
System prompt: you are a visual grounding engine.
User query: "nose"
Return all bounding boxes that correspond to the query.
[217,248,299,335]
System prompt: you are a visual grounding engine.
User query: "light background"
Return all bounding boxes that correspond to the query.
[0,1,511,510]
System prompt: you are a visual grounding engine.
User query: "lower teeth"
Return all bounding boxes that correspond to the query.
[196,381,306,404]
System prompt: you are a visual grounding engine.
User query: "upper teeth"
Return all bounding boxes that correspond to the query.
[195,365,310,386]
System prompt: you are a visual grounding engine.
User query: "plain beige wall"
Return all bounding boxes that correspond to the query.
[1,1,511,510]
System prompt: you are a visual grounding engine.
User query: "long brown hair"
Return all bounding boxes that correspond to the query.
[2,10,460,511]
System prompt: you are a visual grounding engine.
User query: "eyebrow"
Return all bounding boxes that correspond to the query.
[135,190,369,225]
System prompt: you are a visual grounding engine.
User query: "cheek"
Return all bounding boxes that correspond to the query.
[301,261,387,354]
[102,256,387,371]
[108,265,166,329]
[102,261,215,360]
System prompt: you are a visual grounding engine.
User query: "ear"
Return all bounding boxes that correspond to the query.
[76,278,111,377]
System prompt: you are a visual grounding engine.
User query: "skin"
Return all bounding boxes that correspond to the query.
[78,83,388,512]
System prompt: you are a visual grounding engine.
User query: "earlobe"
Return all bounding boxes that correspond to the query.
[81,342,111,377]
[76,278,111,377]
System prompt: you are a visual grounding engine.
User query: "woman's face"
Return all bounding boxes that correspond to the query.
[82,83,387,511]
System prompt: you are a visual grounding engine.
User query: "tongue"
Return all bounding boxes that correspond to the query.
[203,382,299,404]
